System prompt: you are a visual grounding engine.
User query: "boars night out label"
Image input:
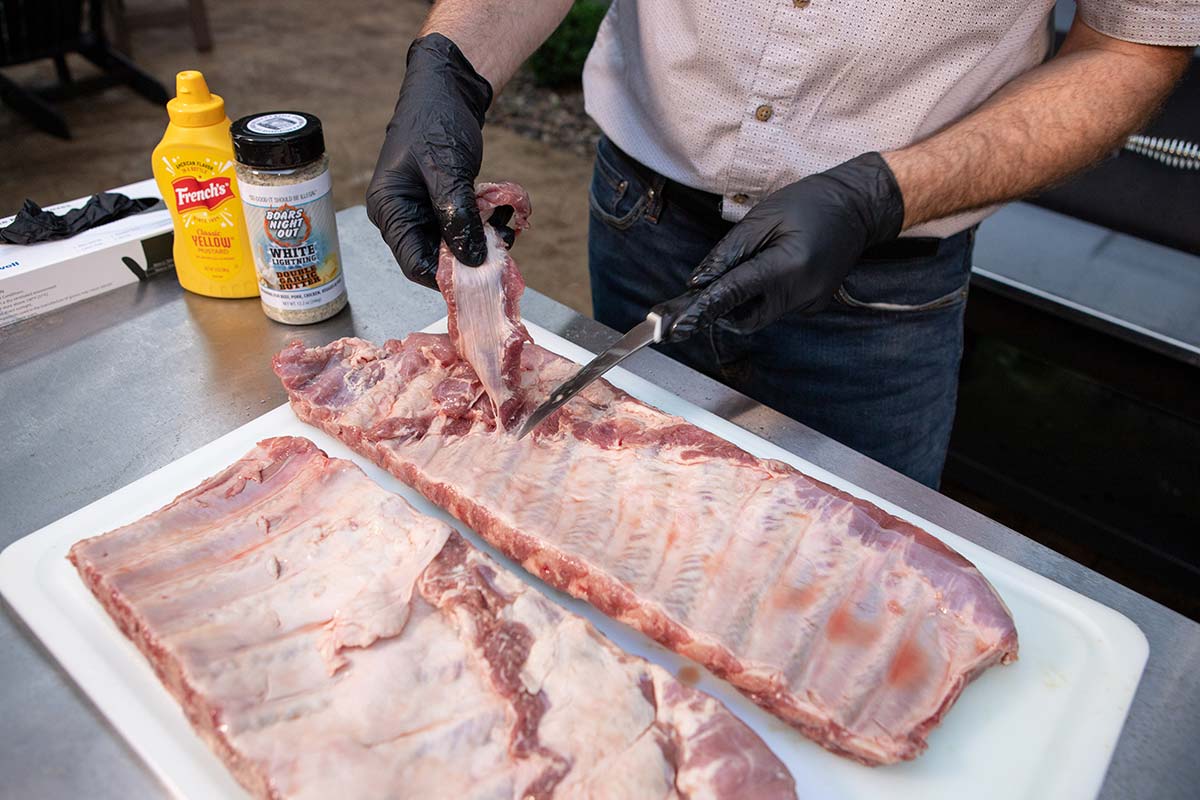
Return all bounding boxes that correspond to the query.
[237,170,344,313]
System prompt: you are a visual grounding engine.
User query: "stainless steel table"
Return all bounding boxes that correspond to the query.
[2,206,1197,799]
[974,202,1200,366]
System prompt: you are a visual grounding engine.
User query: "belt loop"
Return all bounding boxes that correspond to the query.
[644,174,666,224]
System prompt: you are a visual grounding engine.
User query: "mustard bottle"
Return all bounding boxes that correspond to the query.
[152,70,258,298]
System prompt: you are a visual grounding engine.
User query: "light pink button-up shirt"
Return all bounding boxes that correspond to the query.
[582,0,1199,237]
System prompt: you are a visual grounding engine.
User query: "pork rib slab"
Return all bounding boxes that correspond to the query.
[69,436,795,800]
[274,336,1020,765]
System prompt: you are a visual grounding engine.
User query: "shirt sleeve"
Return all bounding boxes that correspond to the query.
[1078,0,1200,46]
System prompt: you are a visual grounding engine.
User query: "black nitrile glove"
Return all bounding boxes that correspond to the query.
[1,193,161,245]
[667,153,905,340]
[366,33,493,288]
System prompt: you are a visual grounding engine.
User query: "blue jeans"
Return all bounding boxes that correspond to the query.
[587,137,973,488]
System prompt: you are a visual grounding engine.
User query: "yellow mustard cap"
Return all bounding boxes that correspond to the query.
[166,70,226,127]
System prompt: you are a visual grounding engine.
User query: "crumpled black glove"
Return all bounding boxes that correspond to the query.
[667,152,905,340]
[366,33,493,288]
[1,193,161,245]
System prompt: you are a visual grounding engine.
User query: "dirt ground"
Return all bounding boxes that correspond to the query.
[0,0,595,314]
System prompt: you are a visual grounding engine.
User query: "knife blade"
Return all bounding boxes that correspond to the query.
[516,290,698,440]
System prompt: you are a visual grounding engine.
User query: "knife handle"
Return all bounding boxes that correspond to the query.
[649,290,702,343]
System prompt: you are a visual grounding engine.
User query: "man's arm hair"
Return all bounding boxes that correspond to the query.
[420,0,575,90]
[883,16,1192,230]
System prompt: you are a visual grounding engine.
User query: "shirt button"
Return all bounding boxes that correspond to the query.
[754,104,773,122]
[792,0,811,7]
[732,193,749,204]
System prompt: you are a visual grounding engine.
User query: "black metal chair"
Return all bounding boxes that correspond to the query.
[0,0,168,139]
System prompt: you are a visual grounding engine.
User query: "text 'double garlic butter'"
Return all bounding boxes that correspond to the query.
[232,111,347,325]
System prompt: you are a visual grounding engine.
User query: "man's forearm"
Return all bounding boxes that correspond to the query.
[883,18,1191,230]
[420,0,574,90]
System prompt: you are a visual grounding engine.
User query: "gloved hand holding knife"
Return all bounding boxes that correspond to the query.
[665,154,906,341]
[518,155,906,437]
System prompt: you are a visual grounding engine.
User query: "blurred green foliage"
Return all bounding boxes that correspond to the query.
[529,1,609,88]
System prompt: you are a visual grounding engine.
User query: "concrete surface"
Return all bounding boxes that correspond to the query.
[0,0,595,315]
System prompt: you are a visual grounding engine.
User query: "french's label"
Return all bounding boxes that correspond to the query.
[172,176,235,213]
[158,154,249,283]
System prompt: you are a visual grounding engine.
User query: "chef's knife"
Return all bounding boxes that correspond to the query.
[516,291,698,440]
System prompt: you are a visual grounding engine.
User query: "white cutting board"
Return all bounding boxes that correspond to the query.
[0,320,1147,800]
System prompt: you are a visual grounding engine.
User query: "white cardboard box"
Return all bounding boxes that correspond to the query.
[0,178,174,328]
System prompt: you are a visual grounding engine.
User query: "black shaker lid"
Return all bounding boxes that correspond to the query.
[231,112,325,168]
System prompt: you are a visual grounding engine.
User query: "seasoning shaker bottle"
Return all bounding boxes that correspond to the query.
[231,112,347,324]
